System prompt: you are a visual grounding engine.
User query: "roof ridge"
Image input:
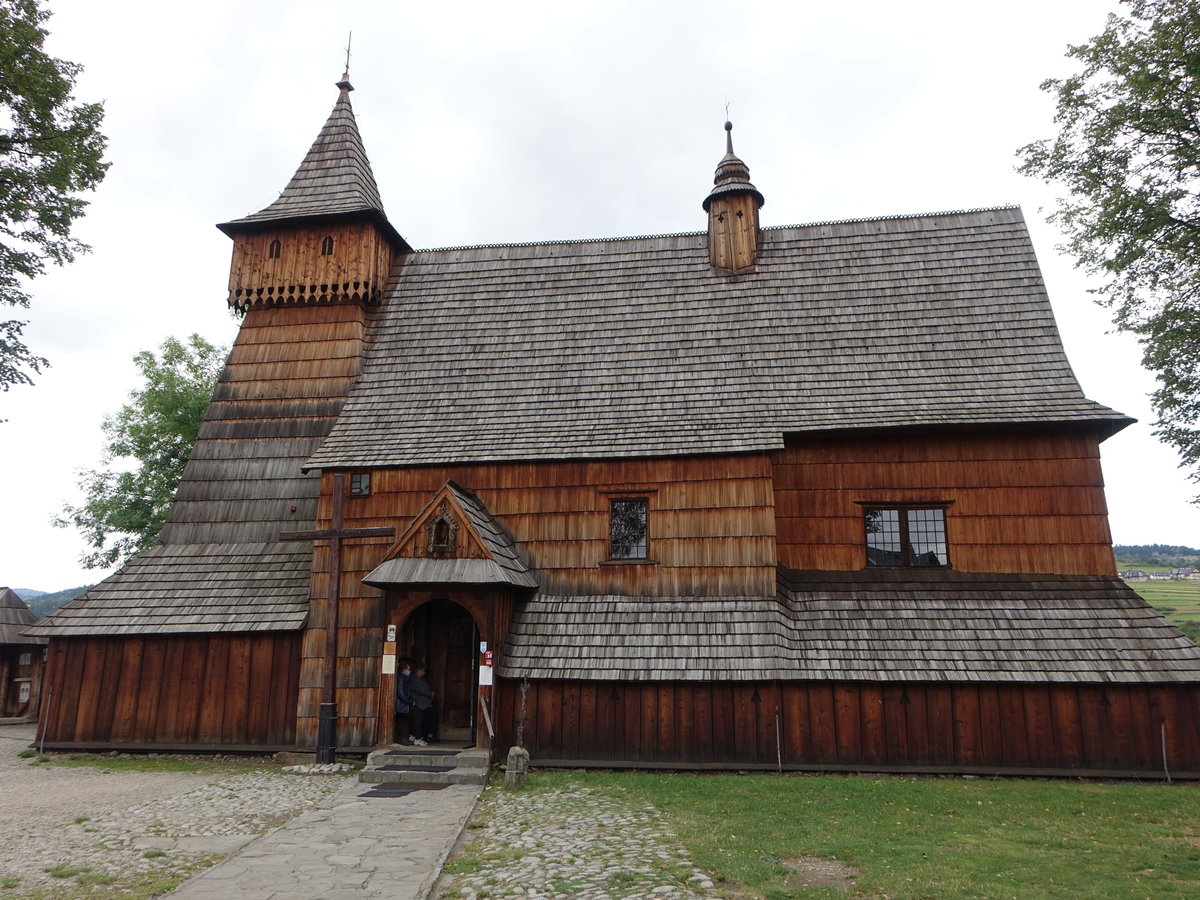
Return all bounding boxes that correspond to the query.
[413,205,1023,254]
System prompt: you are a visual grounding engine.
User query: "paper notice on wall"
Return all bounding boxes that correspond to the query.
[381,654,396,675]
[479,665,494,686]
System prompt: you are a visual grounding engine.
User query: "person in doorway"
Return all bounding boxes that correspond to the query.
[410,662,438,745]
[396,659,424,746]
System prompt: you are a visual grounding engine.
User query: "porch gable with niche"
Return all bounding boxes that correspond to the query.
[363,480,535,747]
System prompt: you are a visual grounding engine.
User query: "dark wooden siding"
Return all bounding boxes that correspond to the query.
[773,430,1117,575]
[497,679,1200,775]
[39,634,300,749]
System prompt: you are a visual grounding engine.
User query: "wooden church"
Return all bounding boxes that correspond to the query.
[29,76,1200,775]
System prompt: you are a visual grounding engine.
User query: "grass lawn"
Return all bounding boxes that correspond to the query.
[1129,580,1200,643]
[29,752,271,775]
[521,771,1200,899]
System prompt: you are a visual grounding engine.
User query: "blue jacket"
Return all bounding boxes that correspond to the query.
[396,672,413,714]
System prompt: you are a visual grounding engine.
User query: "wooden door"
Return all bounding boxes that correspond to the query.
[401,599,477,737]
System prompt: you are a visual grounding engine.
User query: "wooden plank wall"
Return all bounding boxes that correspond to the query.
[497,679,1200,774]
[227,221,394,307]
[39,634,301,749]
[773,430,1117,574]
[298,453,778,749]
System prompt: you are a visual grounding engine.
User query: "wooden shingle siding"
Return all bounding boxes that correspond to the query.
[38,633,300,749]
[32,300,370,638]
[306,208,1129,471]
[501,570,1200,684]
[498,678,1200,775]
[294,455,776,749]
[773,430,1116,575]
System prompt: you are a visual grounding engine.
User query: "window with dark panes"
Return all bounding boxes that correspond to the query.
[610,498,648,559]
[865,506,948,567]
[268,238,281,259]
[349,472,371,496]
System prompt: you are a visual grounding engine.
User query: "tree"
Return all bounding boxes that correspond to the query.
[56,335,226,570]
[1018,0,1200,490]
[1,0,108,391]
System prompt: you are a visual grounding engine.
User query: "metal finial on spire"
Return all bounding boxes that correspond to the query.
[337,33,354,92]
[725,119,734,154]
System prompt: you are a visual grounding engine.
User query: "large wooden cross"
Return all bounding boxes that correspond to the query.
[282,473,394,763]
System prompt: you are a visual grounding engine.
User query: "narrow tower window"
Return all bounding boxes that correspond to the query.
[268,239,281,259]
[321,235,335,256]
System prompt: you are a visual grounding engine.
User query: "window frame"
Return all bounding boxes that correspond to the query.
[859,502,951,568]
[348,472,371,497]
[608,496,650,561]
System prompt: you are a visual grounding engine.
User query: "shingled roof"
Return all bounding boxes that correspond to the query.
[305,206,1130,470]
[217,79,407,250]
[364,481,538,589]
[0,588,43,645]
[500,570,1200,684]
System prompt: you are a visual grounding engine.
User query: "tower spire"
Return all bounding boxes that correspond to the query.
[216,77,410,311]
[702,120,764,272]
[337,33,354,93]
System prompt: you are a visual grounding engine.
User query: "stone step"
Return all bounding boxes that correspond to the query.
[365,747,490,770]
[359,765,488,786]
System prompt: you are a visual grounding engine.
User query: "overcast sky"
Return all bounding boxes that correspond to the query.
[2,0,1196,591]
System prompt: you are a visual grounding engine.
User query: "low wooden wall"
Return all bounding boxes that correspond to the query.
[496,679,1200,775]
[39,633,301,750]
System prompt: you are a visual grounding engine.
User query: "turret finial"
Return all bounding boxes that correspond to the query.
[725,119,734,154]
[337,33,354,93]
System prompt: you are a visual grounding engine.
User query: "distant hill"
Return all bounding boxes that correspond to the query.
[1115,544,1200,568]
[15,586,94,618]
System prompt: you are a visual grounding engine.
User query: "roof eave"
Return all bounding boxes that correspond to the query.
[216,208,412,254]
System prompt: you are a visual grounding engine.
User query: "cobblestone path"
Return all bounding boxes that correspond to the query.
[435,784,715,900]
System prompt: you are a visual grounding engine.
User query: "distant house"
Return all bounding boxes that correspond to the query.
[1120,570,1149,582]
[29,77,1200,775]
[0,588,45,720]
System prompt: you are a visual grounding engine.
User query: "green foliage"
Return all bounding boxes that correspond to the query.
[0,0,108,392]
[1019,0,1200,493]
[56,335,225,569]
[21,584,92,617]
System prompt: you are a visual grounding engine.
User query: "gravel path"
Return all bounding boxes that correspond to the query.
[0,724,349,898]
[434,782,715,900]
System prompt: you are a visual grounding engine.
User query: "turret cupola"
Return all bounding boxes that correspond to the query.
[217,75,411,310]
[702,121,764,272]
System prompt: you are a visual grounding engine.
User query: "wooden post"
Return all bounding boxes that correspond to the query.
[281,473,394,762]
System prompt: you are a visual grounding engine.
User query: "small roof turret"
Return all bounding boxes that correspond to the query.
[702,121,764,212]
[218,76,408,251]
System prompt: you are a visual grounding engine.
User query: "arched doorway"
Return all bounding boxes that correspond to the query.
[398,599,479,744]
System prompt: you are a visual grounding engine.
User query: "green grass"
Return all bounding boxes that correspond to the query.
[34,753,268,775]
[518,771,1200,899]
[1129,579,1200,642]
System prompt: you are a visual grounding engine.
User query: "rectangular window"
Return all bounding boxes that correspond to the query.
[610,498,648,559]
[864,506,948,567]
[349,472,371,496]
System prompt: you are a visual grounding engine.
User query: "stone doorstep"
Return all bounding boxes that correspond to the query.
[358,766,487,786]
[365,747,490,769]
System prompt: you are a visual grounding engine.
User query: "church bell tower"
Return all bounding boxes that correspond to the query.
[703,121,764,272]
[217,74,410,309]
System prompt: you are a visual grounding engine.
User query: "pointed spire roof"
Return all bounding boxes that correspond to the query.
[218,76,408,250]
[702,120,765,211]
[0,587,43,645]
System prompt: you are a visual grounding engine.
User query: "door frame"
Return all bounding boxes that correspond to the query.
[375,585,516,750]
